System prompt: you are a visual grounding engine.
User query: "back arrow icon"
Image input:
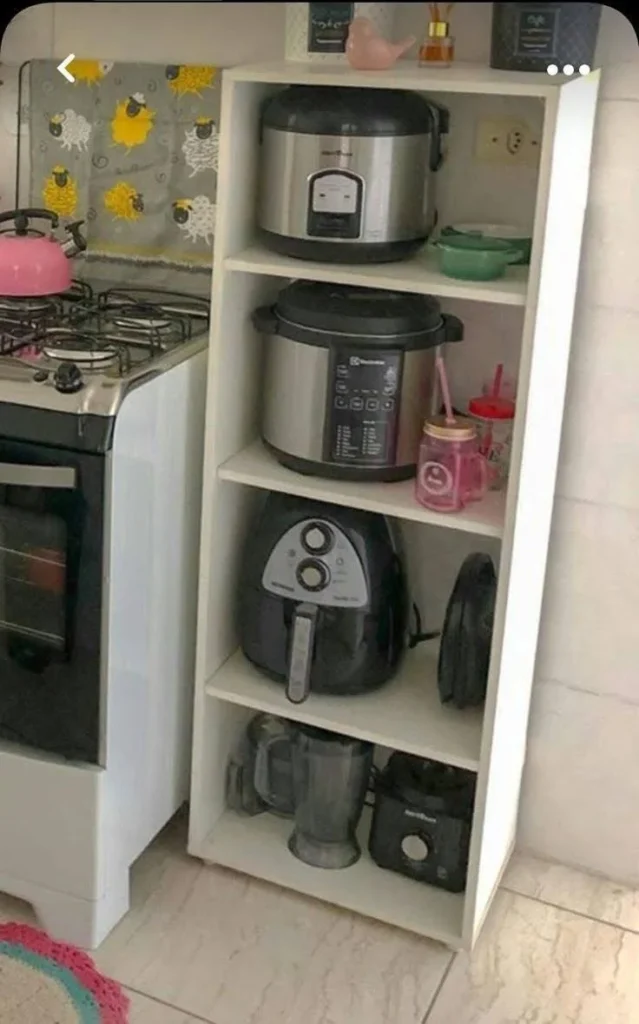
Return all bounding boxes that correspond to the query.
[57,54,75,83]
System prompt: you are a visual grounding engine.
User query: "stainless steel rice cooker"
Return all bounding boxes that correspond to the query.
[257,86,449,264]
[252,282,464,482]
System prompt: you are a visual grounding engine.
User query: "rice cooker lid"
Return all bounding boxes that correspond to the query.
[261,85,434,137]
[275,281,443,338]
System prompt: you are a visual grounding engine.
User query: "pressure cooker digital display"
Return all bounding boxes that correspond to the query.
[324,348,401,466]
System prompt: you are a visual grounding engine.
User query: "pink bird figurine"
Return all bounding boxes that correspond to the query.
[346,17,415,71]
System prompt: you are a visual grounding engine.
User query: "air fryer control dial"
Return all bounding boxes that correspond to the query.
[301,522,333,555]
[261,517,368,608]
[296,558,329,593]
[401,834,430,862]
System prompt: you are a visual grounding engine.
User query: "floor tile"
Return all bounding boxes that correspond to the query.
[95,820,451,1024]
[127,990,208,1023]
[427,890,639,1024]
[504,853,639,934]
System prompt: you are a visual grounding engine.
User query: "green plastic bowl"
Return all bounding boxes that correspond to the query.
[433,235,521,282]
[442,223,532,266]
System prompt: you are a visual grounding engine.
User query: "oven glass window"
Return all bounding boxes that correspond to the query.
[0,504,67,654]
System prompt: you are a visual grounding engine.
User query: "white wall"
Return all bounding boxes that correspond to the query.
[2,3,638,884]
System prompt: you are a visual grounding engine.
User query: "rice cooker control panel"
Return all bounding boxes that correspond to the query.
[307,169,364,240]
[326,348,401,466]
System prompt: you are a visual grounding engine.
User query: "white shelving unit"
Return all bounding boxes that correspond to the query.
[189,60,600,950]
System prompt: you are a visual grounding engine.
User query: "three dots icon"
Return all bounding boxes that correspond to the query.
[546,63,591,76]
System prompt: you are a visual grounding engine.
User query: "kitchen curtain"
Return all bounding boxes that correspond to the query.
[27,59,220,273]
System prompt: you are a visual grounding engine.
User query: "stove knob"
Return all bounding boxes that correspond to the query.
[401,834,430,862]
[33,370,49,383]
[301,522,333,556]
[53,361,84,394]
[296,558,329,593]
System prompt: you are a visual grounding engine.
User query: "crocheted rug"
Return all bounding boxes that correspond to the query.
[0,922,129,1022]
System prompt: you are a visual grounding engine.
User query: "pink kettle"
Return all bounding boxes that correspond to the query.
[0,208,87,297]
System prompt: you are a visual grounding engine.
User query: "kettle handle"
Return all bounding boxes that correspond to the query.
[0,209,60,234]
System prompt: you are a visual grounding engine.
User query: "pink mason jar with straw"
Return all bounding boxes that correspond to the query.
[416,417,488,512]
[415,352,488,513]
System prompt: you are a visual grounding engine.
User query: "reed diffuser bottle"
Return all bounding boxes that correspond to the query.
[419,3,455,68]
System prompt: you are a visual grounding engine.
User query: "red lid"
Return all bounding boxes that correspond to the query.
[468,396,515,420]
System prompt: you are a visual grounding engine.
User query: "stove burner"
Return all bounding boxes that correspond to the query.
[0,295,60,318]
[0,280,210,379]
[38,329,130,373]
[42,341,120,366]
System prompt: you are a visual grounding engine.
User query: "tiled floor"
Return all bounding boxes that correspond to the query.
[1,815,638,1022]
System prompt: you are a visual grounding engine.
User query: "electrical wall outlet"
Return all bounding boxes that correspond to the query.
[475,118,541,167]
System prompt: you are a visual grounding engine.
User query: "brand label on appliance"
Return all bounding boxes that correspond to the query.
[514,7,559,58]
[404,810,438,825]
[307,2,355,53]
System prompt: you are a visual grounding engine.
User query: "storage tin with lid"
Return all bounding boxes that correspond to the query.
[252,281,464,482]
[490,2,601,73]
[285,3,395,62]
[258,86,448,264]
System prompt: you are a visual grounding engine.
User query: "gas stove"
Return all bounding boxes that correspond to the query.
[0,281,210,416]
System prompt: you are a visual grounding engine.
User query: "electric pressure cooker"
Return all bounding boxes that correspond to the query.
[252,282,464,482]
[257,86,448,263]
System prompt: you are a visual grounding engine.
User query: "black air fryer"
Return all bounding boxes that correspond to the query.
[238,493,407,703]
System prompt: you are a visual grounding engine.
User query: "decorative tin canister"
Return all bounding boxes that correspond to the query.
[285,3,395,62]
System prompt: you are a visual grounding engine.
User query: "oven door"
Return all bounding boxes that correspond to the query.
[0,440,105,764]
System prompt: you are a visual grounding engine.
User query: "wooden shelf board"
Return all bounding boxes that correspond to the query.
[199,808,465,947]
[225,60,565,99]
[225,244,529,307]
[217,442,506,540]
[206,647,483,772]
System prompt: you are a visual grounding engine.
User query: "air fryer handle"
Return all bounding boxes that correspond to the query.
[286,602,318,705]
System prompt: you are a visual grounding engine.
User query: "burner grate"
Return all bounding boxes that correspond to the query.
[0,281,210,377]
[38,328,132,375]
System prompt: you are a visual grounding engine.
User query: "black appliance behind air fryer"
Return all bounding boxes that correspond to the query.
[369,753,476,893]
[438,553,497,710]
[238,492,407,703]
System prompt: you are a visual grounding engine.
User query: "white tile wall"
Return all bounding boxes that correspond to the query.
[0,2,637,885]
[578,100,639,313]
[558,305,639,510]
[518,680,639,885]
[536,500,639,703]
[50,3,285,63]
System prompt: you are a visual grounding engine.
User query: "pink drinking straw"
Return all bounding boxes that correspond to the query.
[435,353,455,424]
[491,363,504,399]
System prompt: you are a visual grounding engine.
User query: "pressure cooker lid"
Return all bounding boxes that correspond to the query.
[261,86,435,137]
[275,281,443,337]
